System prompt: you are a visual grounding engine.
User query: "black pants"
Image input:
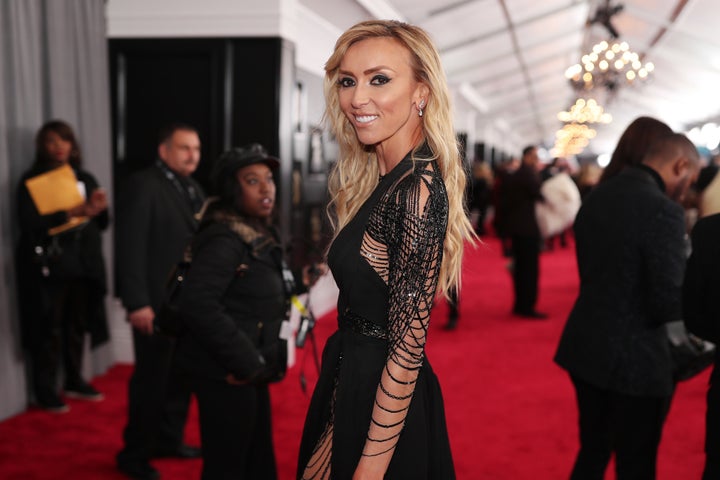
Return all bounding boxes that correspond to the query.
[448,288,459,319]
[569,375,673,480]
[31,280,89,400]
[189,375,276,480]
[511,235,540,313]
[117,329,191,464]
[703,360,720,479]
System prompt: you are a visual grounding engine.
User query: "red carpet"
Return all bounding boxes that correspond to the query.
[0,236,709,479]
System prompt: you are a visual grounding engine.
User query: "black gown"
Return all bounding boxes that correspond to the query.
[298,147,456,480]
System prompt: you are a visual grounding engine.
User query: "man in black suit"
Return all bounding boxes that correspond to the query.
[116,124,205,480]
[684,211,720,480]
[504,145,546,318]
[555,133,700,480]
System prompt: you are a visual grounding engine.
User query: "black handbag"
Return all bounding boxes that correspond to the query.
[667,320,716,382]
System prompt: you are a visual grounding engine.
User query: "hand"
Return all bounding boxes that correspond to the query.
[246,343,286,385]
[303,262,328,288]
[128,306,155,335]
[225,373,248,386]
[226,365,270,387]
[86,188,108,217]
[67,189,108,218]
[66,203,88,219]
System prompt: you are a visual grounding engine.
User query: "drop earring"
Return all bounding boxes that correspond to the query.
[418,99,425,117]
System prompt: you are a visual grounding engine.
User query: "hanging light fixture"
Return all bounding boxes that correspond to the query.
[552,123,597,157]
[565,40,654,92]
[566,1,653,92]
[557,98,612,124]
[554,97,612,157]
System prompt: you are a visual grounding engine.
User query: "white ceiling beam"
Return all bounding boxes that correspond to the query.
[294,4,342,76]
[355,0,406,21]
[623,4,720,49]
[458,82,489,114]
[440,0,589,52]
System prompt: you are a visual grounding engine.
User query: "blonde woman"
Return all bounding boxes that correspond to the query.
[297,20,475,480]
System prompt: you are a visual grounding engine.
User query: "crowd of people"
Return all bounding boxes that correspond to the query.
[12,18,720,480]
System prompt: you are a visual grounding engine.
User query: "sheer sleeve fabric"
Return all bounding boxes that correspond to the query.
[360,163,448,463]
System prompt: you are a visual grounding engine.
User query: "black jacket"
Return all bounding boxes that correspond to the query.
[16,164,110,347]
[115,162,204,312]
[555,165,685,397]
[683,213,720,343]
[174,206,291,382]
[502,163,543,237]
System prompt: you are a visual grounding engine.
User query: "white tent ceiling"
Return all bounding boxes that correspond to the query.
[300,0,720,158]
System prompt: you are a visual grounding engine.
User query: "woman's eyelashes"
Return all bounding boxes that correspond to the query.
[370,74,390,85]
[337,74,391,88]
[338,76,355,88]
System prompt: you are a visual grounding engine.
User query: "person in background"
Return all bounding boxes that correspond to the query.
[444,287,460,331]
[443,161,488,331]
[469,161,493,236]
[598,116,673,183]
[490,157,518,257]
[681,153,714,232]
[555,130,700,480]
[695,154,720,219]
[540,157,572,250]
[297,19,476,479]
[683,192,720,480]
[16,120,109,414]
[174,144,323,480]
[115,123,204,480]
[574,163,602,201]
[503,145,546,319]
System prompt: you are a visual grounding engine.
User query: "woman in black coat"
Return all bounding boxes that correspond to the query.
[174,144,321,480]
[16,120,109,413]
[684,212,720,479]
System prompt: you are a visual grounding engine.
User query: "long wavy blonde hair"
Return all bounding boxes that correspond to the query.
[323,19,475,296]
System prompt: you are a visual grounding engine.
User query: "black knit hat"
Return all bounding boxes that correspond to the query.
[211,143,278,189]
[214,143,279,175]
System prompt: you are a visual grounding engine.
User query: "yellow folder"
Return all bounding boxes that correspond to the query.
[24,164,88,235]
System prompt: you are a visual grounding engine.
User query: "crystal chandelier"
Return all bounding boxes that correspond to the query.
[554,98,612,157]
[557,98,612,124]
[565,40,654,92]
[552,123,597,157]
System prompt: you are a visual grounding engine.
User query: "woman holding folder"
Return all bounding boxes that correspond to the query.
[16,120,109,413]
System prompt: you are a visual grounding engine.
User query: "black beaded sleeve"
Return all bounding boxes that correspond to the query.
[300,160,449,480]
[360,160,448,460]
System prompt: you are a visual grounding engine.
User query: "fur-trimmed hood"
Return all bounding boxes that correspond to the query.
[200,199,279,256]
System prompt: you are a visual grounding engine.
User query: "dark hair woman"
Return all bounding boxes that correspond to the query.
[173,143,324,479]
[599,116,673,183]
[16,119,110,413]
